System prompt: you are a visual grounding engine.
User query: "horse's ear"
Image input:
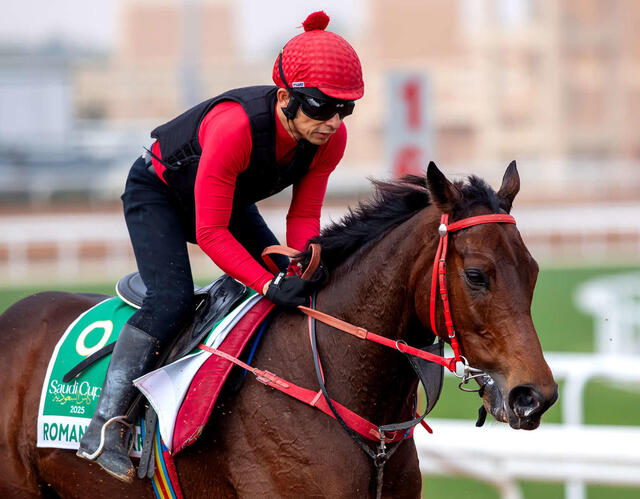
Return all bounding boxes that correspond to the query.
[426,161,461,214]
[497,160,520,213]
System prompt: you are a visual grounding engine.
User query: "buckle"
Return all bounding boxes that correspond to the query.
[354,327,368,339]
[255,370,289,389]
[142,146,153,166]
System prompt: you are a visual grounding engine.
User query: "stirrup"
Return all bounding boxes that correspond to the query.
[79,416,133,461]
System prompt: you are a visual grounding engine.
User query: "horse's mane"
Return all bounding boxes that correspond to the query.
[299,173,501,275]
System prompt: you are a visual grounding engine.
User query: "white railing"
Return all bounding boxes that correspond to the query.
[575,272,640,357]
[0,213,132,281]
[1,203,640,284]
[416,420,640,499]
[416,352,640,499]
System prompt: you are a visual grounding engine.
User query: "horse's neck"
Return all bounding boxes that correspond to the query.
[321,211,434,336]
[315,212,434,424]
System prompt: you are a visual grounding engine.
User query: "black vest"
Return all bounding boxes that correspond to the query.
[150,85,319,242]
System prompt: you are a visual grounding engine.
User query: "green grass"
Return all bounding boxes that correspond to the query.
[0,283,115,314]
[531,264,640,353]
[423,476,498,498]
[422,477,640,499]
[422,478,567,499]
[584,380,640,425]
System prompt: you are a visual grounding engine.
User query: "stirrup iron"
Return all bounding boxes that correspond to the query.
[80,415,132,461]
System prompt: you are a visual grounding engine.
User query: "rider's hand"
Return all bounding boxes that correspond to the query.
[264,273,311,307]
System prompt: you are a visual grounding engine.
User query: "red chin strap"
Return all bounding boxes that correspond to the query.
[429,213,517,361]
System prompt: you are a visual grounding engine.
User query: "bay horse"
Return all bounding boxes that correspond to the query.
[0,162,557,498]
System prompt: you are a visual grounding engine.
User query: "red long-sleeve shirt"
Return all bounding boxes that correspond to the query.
[151,101,346,293]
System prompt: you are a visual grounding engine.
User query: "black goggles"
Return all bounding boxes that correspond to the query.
[294,91,355,121]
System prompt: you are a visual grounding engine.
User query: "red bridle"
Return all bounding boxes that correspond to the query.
[429,213,517,363]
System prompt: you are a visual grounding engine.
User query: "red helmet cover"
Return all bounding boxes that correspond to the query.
[272,11,364,100]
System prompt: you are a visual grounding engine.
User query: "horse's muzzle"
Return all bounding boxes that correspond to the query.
[507,384,558,430]
[482,377,558,430]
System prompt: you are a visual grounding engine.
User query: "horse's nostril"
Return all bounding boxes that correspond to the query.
[521,392,534,406]
[509,385,542,418]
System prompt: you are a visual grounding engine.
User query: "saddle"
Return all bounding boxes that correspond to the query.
[63,273,247,383]
[116,272,247,363]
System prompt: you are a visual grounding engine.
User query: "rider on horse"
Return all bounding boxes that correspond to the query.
[77,11,364,482]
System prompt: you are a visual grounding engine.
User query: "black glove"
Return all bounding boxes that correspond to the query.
[265,273,311,307]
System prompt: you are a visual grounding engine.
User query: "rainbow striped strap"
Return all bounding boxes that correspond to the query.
[151,421,184,499]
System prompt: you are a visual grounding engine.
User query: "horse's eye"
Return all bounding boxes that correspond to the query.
[464,269,489,288]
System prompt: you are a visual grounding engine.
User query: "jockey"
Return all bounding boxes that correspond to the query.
[77,11,364,482]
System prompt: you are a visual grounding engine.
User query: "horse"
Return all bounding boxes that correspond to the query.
[0,162,557,498]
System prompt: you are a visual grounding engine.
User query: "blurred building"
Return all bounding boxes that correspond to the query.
[0,51,73,147]
[365,0,640,199]
[71,0,640,202]
[75,0,255,124]
[368,0,640,163]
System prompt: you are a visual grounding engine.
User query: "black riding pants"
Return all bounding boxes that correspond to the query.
[121,156,287,342]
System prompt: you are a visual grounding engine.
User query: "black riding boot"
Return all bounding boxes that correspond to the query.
[77,323,161,483]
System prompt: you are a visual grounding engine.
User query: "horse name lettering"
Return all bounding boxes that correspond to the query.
[43,423,82,443]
